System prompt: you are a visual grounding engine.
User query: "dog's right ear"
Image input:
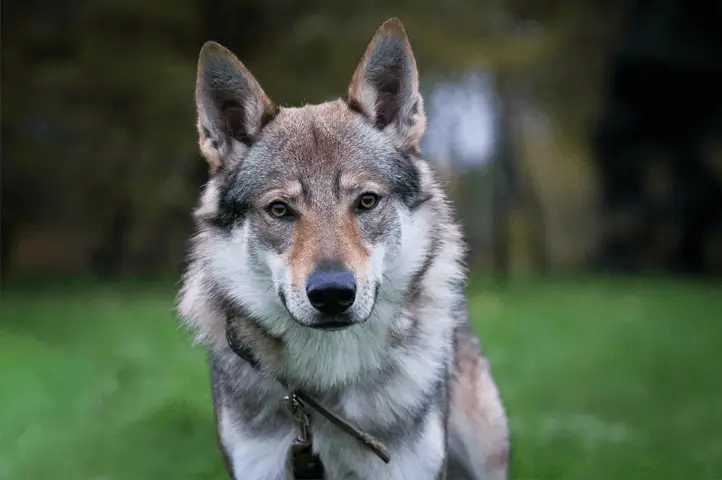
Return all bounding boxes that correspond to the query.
[195,41,277,171]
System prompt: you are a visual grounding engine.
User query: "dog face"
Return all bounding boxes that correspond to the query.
[192,19,433,336]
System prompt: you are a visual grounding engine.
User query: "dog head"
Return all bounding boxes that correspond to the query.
[191,19,437,337]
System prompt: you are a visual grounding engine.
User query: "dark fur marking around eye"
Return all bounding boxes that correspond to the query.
[210,175,254,230]
[212,197,250,230]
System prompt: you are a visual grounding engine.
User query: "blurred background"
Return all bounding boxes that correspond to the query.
[2,0,721,479]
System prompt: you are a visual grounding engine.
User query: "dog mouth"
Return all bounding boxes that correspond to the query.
[279,298,362,331]
[308,319,356,331]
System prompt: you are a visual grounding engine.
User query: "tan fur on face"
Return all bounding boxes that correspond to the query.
[246,103,383,288]
[337,212,371,274]
[286,210,371,288]
[287,215,322,288]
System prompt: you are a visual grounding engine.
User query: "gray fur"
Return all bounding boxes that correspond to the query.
[178,18,509,479]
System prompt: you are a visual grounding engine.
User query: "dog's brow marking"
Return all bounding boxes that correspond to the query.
[259,183,303,206]
[338,171,364,190]
[339,172,385,197]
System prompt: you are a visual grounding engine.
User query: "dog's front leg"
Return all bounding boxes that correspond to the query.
[314,407,447,480]
[217,405,297,480]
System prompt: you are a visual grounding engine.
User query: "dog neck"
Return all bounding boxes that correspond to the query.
[225,314,392,468]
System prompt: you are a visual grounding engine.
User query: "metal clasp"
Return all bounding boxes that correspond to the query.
[284,393,311,445]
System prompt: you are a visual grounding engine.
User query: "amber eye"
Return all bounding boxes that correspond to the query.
[357,193,379,211]
[268,201,291,218]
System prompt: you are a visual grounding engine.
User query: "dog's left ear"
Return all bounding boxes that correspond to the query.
[347,18,426,152]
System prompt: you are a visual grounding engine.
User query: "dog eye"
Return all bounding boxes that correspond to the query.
[267,201,292,219]
[356,193,379,211]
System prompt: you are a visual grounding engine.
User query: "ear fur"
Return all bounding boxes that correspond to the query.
[347,18,426,151]
[195,41,277,171]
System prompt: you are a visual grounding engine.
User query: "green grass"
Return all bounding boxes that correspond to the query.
[1,276,721,479]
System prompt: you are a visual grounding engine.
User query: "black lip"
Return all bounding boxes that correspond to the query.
[308,320,356,331]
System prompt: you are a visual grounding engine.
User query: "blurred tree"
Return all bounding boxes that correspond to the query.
[6,0,717,279]
[3,0,200,278]
[593,0,722,275]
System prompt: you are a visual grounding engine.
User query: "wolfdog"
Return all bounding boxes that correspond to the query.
[177,18,509,480]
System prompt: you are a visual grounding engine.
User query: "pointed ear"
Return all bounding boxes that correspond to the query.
[195,41,277,171]
[347,18,426,151]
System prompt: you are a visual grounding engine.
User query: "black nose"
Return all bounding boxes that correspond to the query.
[306,261,356,315]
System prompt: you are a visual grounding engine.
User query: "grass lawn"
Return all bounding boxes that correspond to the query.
[1,276,721,479]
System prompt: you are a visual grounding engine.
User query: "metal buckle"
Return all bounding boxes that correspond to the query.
[284,393,311,445]
[284,393,324,479]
